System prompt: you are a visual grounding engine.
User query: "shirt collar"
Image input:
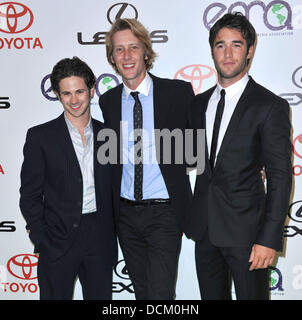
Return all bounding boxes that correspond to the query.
[123,72,152,99]
[64,113,93,134]
[216,73,249,100]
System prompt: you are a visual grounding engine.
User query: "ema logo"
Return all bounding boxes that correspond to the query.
[203,1,294,36]
[0,2,43,49]
[96,73,120,97]
[269,266,284,293]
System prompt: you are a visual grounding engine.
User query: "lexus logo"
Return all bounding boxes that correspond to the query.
[114,259,130,280]
[78,2,167,46]
[279,66,302,106]
[7,254,38,280]
[174,64,217,95]
[107,3,138,24]
[288,201,302,223]
[292,66,302,89]
[0,2,34,34]
[41,74,58,101]
[284,201,302,237]
[113,259,134,293]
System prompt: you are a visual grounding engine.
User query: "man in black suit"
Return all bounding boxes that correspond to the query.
[185,12,292,300]
[19,57,117,300]
[99,18,194,299]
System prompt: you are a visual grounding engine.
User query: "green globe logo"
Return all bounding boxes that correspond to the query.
[96,73,120,97]
[269,267,284,291]
[271,4,287,26]
[102,76,115,91]
[270,269,278,287]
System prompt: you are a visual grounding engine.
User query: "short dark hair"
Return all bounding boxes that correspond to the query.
[50,56,96,94]
[209,12,256,52]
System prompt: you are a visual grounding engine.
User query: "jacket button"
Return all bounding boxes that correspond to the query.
[73,223,79,228]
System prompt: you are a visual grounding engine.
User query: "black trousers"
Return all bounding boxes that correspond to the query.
[195,230,269,300]
[117,200,182,300]
[37,213,113,300]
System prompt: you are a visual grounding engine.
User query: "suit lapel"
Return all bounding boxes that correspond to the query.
[214,77,255,171]
[151,73,171,130]
[200,86,216,175]
[55,113,82,174]
[110,84,123,135]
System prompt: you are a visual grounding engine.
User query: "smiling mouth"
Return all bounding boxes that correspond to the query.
[70,104,81,110]
[123,63,135,69]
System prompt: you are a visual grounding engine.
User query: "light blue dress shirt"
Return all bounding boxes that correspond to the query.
[120,73,169,200]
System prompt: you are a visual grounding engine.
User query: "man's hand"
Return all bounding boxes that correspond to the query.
[249,244,276,271]
[260,167,266,182]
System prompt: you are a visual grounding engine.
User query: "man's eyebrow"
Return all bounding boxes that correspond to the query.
[214,40,225,46]
[214,39,244,45]
[232,40,244,44]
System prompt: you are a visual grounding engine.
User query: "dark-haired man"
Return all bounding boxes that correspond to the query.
[185,13,292,300]
[20,57,117,300]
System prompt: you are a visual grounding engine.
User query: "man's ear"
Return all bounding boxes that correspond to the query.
[247,45,254,60]
[54,91,61,101]
[90,86,95,98]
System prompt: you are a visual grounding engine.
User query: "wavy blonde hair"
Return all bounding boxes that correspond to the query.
[106,18,157,75]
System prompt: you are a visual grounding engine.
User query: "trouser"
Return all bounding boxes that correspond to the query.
[37,212,113,300]
[195,230,269,300]
[117,199,182,300]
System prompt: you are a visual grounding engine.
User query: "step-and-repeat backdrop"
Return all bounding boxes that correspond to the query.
[0,0,301,300]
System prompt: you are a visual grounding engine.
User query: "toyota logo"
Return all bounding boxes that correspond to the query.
[288,201,302,224]
[0,2,33,34]
[7,254,38,280]
[174,64,217,95]
[293,134,302,159]
[107,2,138,24]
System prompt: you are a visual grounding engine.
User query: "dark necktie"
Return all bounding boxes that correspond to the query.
[210,89,226,170]
[131,91,143,201]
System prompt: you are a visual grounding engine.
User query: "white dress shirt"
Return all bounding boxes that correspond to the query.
[206,74,249,165]
[64,114,97,214]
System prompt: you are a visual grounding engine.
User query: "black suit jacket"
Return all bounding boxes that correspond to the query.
[19,113,117,262]
[185,77,292,251]
[99,73,195,230]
